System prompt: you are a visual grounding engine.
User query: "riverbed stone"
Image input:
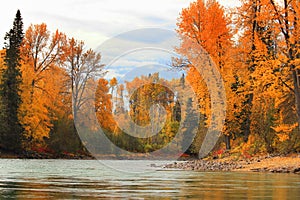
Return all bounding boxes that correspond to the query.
[163,155,300,174]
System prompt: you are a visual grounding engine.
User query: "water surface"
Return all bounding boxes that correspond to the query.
[0,159,299,199]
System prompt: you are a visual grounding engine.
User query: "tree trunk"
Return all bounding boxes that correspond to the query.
[243,93,253,143]
[292,70,300,132]
[224,135,231,150]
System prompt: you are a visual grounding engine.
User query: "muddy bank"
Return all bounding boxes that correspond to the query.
[164,155,300,174]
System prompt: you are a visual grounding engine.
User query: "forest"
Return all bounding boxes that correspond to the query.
[0,0,300,159]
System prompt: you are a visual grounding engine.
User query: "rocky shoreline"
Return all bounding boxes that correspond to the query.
[164,155,300,174]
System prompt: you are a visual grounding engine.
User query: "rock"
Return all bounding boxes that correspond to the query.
[293,168,300,174]
[250,168,261,172]
[163,155,300,174]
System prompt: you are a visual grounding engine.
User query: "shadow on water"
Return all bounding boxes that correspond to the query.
[0,159,299,199]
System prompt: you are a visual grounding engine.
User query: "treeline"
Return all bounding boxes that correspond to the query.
[1,0,300,159]
[91,73,196,155]
[175,0,300,157]
[0,10,192,157]
[0,10,104,156]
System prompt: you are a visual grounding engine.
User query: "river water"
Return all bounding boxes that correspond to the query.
[0,159,299,199]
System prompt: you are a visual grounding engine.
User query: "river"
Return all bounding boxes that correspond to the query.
[0,159,299,199]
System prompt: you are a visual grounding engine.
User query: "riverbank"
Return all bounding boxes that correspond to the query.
[164,154,300,174]
[0,150,93,159]
[2,150,300,174]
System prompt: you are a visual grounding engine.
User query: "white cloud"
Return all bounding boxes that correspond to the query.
[0,0,239,50]
[0,0,241,84]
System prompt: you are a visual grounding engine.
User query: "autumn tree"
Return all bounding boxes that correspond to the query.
[19,23,66,149]
[231,0,300,154]
[47,66,84,153]
[0,10,24,152]
[126,74,174,128]
[95,78,114,132]
[177,0,231,65]
[269,0,300,132]
[115,83,125,114]
[176,0,232,151]
[21,23,66,101]
[235,0,276,143]
[109,77,118,109]
[63,38,105,123]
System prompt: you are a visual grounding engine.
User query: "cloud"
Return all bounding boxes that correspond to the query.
[96,28,180,68]
[0,0,241,50]
[105,64,182,83]
[94,27,182,83]
[115,28,177,45]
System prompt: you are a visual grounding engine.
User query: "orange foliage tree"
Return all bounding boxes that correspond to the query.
[19,23,66,149]
[95,78,115,132]
[176,0,234,149]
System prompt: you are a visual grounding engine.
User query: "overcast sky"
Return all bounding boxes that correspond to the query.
[0,0,239,49]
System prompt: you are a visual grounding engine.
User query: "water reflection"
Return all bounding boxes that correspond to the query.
[0,160,299,199]
[177,172,300,200]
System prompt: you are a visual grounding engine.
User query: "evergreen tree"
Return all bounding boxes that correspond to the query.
[0,10,24,153]
[180,73,185,89]
[172,99,181,122]
[181,98,198,155]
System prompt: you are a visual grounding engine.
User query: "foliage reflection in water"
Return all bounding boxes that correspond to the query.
[0,159,299,199]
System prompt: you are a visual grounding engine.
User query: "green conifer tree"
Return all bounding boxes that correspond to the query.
[0,10,24,153]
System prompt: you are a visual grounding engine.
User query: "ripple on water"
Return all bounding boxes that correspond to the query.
[0,159,299,199]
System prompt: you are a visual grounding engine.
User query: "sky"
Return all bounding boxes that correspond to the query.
[0,0,239,49]
[0,0,240,80]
